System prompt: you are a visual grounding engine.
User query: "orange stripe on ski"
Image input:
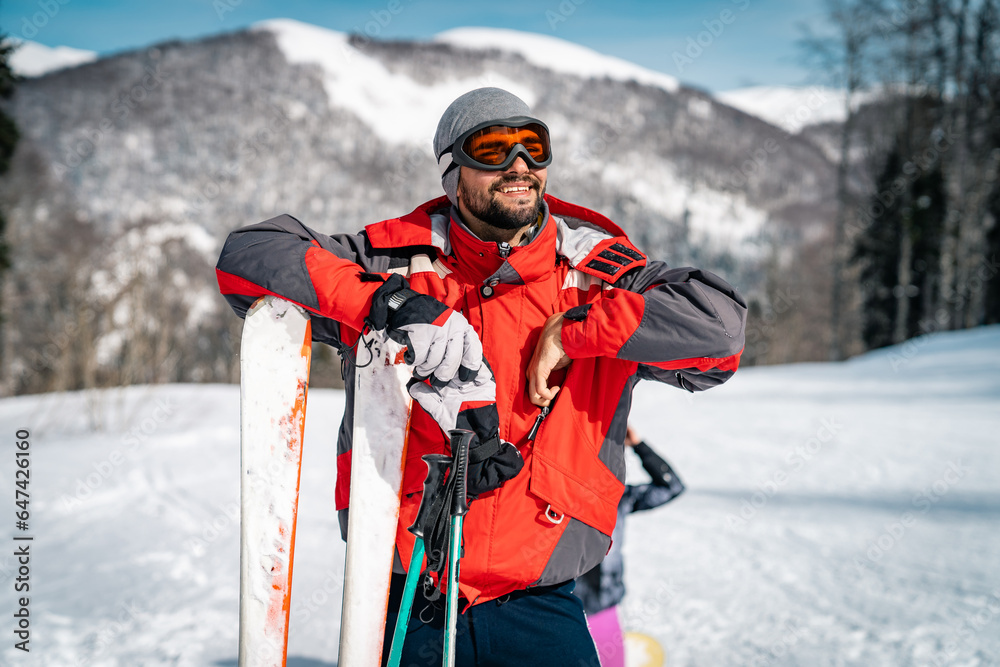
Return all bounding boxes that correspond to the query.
[265,322,311,666]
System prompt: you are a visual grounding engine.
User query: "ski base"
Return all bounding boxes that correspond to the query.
[339,329,413,666]
[239,296,312,667]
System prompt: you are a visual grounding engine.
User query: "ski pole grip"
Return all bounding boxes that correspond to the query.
[449,429,474,517]
[408,454,452,539]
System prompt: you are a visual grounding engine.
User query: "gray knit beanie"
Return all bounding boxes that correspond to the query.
[433,87,536,208]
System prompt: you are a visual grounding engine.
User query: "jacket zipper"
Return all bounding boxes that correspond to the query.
[527,406,550,441]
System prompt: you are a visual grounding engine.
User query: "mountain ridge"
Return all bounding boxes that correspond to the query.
[0,21,839,392]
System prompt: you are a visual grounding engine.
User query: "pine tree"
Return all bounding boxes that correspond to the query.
[854,139,948,349]
[0,31,20,384]
[985,186,1000,324]
[0,33,18,272]
[855,149,904,350]
[906,164,947,335]
[979,32,1000,326]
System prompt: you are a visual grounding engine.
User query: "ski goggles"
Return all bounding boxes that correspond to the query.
[441,117,552,175]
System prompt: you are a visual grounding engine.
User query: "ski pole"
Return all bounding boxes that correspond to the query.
[386,539,424,667]
[386,447,456,667]
[442,430,472,667]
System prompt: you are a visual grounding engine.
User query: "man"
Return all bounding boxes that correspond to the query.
[216,87,746,666]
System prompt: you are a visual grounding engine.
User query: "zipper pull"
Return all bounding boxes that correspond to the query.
[527,406,550,441]
[498,242,511,259]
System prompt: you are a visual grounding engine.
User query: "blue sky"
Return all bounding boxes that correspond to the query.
[0,0,834,92]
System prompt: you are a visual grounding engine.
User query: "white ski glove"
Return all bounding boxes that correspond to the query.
[407,362,497,432]
[367,274,483,386]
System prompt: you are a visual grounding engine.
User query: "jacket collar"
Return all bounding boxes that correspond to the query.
[442,201,557,286]
[364,195,642,286]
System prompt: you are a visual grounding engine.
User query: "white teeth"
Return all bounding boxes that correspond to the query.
[501,186,530,193]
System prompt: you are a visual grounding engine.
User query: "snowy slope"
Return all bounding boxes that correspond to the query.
[716,85,864,133]
[253,19,536,148]
[2,326,997,666]
[253,20,682,148]
[434,28,680,94]
[8,39,97,77]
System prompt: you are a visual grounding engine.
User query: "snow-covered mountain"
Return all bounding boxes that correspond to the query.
[4,19,834,251]
[255,20,682,148]
[715,85,852,133]
[433,27,681,94]
[1,325,996,665]
[0,19,840,392]
[8,39,97,77]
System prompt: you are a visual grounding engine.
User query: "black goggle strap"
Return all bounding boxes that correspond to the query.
[438,146,459,179]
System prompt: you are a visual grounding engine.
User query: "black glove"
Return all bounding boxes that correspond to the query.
[457,401,524,498]
[367,274,482,387]
[409,375,523,499]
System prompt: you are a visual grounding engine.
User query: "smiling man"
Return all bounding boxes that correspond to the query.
[216,87,747,666]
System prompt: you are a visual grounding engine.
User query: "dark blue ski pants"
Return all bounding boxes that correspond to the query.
[381,573,600,667]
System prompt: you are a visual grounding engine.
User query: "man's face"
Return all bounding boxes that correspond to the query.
[457,157,548,231]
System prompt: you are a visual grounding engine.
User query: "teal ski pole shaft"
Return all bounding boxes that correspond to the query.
[386,539,424,667]
[442,430,472,667]
[442,513,464,666]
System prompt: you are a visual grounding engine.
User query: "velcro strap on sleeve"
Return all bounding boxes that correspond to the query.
[576,237,646,284]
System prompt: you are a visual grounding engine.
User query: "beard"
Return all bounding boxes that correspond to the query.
[461,173,546,231]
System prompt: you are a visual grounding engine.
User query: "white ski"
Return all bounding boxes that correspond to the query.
[339,328,414,666]
[239,296,312,667]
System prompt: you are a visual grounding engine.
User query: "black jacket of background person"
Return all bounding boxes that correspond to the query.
[574,442,685,615]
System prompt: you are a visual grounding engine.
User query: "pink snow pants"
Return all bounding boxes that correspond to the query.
[587,605,625,667]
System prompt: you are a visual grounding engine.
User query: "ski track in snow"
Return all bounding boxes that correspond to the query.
[0,327,998,665]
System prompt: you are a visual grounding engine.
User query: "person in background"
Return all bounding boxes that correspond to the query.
[575,426,686,667]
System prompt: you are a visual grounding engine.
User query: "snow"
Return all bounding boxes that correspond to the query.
[8,39,97,78]
[1,325,998,665]
[254,19,535,149]
[255,20,681,150]
[434,28,680,94]
[715,85,876,133]
[90,221,217,301]
[601,158,770,253]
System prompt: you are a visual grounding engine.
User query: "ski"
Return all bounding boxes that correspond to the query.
[238,296,313,667]
[339,328,414,666]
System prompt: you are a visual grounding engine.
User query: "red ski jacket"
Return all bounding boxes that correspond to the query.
[217,194,746,605]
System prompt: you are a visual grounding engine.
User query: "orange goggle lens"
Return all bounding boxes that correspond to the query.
[461,123,551,166]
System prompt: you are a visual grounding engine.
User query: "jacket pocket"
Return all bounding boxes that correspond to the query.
[529,450,621,537]
[526,360,626,536]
